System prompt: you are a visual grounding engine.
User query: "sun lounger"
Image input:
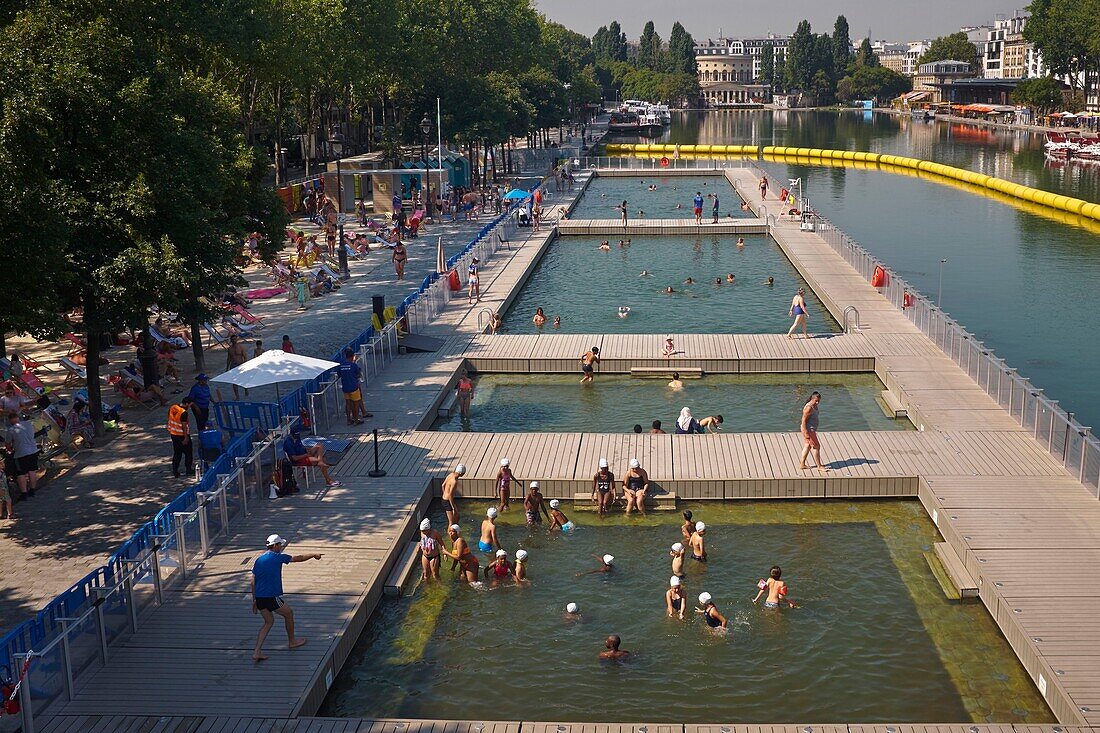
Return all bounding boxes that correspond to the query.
[229,304,265,328]
[60,357,86,387]
[149,323,187,349]
[108,375,157,410]
[203,322,231,349]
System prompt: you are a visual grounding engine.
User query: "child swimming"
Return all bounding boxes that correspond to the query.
[549,499,574,532]
[753,565,796,608]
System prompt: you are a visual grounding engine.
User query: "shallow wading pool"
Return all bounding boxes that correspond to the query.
[433,373,909,433]
[321,501,1051,723]
[568,174,753,220]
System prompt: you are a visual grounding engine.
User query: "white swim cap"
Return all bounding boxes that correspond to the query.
[699,592,712,605]
[603,554,615,565]
[496,549,507,557]
[487,507,498,518]
[449,524,460,532]
[455,463,467,474]
[566,602,578,613]
[516,549,528,561]
[550,499,560,509]
[598,457,608,468]
[629,458,640,468]
[419,519,431,531]
[530,480,539,489]
[671,542,683,552]
[695,521,706,532]
[500,458,510,467]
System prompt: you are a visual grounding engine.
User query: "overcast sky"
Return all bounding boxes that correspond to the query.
[533,0,1020,42]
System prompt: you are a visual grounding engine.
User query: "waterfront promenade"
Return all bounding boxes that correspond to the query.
[22,162,1100,730]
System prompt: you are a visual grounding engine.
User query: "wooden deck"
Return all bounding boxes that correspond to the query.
[557,218,767,236]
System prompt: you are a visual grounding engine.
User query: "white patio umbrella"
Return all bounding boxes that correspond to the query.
[435,234,446,275]
[210,350,339,397]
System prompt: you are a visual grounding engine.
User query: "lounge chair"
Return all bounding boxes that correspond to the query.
[108,375,158,410]
[60,357,86,387]
[221,315,259,336]
[19,353,54,373]
[229,304,265,328]
[63,332,87,358]
[149,323,188,349]
[203,323,231,349]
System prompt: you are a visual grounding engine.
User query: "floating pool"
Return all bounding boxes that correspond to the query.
[569,174,753,220]
[433,373,909,433]
[502,234,838,334]
[322,501,1052,723]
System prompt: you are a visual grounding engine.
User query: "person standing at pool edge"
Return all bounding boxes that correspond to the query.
[417,518,443,581]
[456,370,474,418]
[479,507,501,552]
[693,191,704,224]
[251,534,323,661]
[759,176,768,199]
[580,346,600,384]
[712,192,720,223]
[441,464,465,526]
[524,481,551,526]
[799,391,827,473]
[788,287,810,339]
[617,200,628,227]
[495,458,521,511]
[592,458,616,516]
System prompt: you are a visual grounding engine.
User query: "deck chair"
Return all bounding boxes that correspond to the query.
[108,375,158,410]
[229,304,265,328]
[221,315,259,336]
[19,353,54,373]
[149,323,187,349]
[120,366,145,389]
[316,262,342,282]
[59,357,86,387]
[343,243,364,261]
[73,388,121,421]
[63,332,87,358]
[203,323,231,349]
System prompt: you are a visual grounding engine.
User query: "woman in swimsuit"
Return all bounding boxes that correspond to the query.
[495,458,521,512]
[484,550,513,584]
[666,575,686,619]
[417,519,443,581]
[455,371,474,418]
[591,459,616,516]
[696,592,728,629]
[788,287,809,339]
[467,258,481,304]
[479,507,500,552]
[533,307,547,326]
[622,458,648,514]
[548,499,574,531]
[442,524,479,583]
[392,242,408,280]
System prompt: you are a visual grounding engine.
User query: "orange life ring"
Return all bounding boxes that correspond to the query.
[660,157,670,167]
[871,266,886,288]
[448,269,461,291]
[903,292,913,308]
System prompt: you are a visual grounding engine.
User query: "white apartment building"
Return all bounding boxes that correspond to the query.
[693,35,789,83]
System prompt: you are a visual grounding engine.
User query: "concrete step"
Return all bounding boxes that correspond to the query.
[571,491,678,511]
[878,389,908,418]
[630,367,704,378]
[931,541,979,599]
[384,541,421,596]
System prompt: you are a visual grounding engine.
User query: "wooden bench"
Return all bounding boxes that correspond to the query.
[932,541,979,599]
[629,367,704,378]
[571,491,678,511]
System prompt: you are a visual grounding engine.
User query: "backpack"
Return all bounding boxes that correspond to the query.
[278,458,299,495]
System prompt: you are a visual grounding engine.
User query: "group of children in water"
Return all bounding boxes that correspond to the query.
[418,466,796,654]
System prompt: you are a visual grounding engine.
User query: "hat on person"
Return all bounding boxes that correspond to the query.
[487,507,498,518]
[449,524,461,532]
[670,576,681,587]
[500,458,510,467]
[265,534,286,547]
[629,458,640,468]
[196,373,208,381]
[671,542,683,552]
[598,457,608,468]
[695,521,706,532]
[455,463,467,474]
[549,499,560,509]
[602,554,614,565]
[529,481,539,489]
[496,549,507,557]
[516,549,528,561]
[290,426,301,435]
[699,592,712,605]
[419,518,431,531]
[566,602,578,613]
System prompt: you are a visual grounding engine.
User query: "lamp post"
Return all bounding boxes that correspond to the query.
[420,114,434,220]
[332,133,348,278]
[938,258,948,307]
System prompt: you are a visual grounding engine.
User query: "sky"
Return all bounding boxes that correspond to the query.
[533,0,1021,42]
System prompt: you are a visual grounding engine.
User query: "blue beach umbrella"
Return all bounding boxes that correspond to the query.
[503,188,532,200]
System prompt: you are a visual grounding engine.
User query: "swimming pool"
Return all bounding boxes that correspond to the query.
[321,500,1051,723]
[502,234,839,334]
[433,373,908,433]
[569,174,753,220]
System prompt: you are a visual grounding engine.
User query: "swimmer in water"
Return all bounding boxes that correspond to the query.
[577,554,615,576]
[549,498,575,532]
[638,210,645,218]
[727,273,735,283]
[690,521,707,562]
[766,277,774,286]
[441,523,480,582]
[753,565,796,608]
[683,277,695,285]
[599,240,610,251]
[681,511,695,543]
[668,371,684,390]
[666,575,687,619]
[618,239,626,247]
[670,543,686,579]
[675,203,682,209]
[640,270,651,277]
[553,315,561,328]
[737,237,745,248]
[533,307,547,326]
[479,507,500,552]
[599,634,630,660]
[715,277,722,285]
[524,481,551,526]
[651,420,665,434]
[696,592,728,629]
[618,306,631,318]
[484,549,513,584]
[417,519,443,581]
[664,286,675,294]
[699,414,724,433]
[513,549,530,582]
[564,602,580,619]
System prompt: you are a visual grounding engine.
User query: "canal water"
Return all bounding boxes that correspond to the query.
[627,110,1100,428]
[321,500,1052,723]
[433,373,909,433]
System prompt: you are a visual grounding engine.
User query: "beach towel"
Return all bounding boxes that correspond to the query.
[245,287,286,300]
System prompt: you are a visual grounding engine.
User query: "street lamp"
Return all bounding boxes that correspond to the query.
[420,114,434,220]
[332,132,348,278]
[938,258,948,307]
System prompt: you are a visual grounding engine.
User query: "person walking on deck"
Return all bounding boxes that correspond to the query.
[787,288,809,339]
[251,534,323,661]
[693,192,704,224]
[799,391,827,473]
[441,463,465,525]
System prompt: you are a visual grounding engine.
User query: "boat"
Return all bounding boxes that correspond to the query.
[909,108,934,120]
[636,111,665,137]
[1043,130,1100,163]
[607,111,641,136]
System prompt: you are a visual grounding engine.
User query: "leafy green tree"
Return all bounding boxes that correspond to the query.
[667,22,697,76]
[593,21,628,63]
[836,65,911,103]
[1012,76,1067,112]
[856,38,879,68]
[918,32,981,72]
[832,16,852,77]
[785,20,815,90]
[1024,0,1100,104]
[760,45,776,86]
[813,34,837,100]
[638,21,663,71]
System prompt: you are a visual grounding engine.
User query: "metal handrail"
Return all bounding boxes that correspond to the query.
[477,308,497,334]
[842,305,863,333]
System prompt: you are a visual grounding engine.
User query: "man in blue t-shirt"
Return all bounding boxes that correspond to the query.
[692,192,704,225]
[187,373,213,430]
[283,426,340,487]
[251,533,323,661]
[337,347,369,425]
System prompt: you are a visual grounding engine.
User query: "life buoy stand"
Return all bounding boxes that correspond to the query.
[903,291,913,308]
[659,157,670,167]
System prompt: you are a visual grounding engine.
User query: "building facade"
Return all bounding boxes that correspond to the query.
[694,35,787,107]
[913,60,977,102]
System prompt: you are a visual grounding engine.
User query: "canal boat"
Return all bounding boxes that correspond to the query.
[607,111,641,136]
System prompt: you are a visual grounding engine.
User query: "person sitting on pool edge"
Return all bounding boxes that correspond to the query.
[599,634,630,660]
[549,499,574,532]
[753,565,796,609]
[478,507,500,552]
[696,592,728,629]
[622,458,649,514]
[591,458,615,516]
[577,554,614,576]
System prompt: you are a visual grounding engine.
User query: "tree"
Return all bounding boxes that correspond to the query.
[856,38,879,68]
[813,34,837,101]
[918,32,981,73]
[667,22,696,76]
[785,20,815,90]
[760,45,776,86]
[836,65,912,103]
[638,21,662,71]
[1025,0,1100,105]
[1012,76,1067,111]
[832,15,852,77]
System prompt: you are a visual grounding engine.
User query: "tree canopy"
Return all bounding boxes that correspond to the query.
[917,32,981,72]
[1012,76,1068,111]
[1024,0,1100,104]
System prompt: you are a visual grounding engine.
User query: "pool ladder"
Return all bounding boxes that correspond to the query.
[477,308,497,334]
[843,305,864,334]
